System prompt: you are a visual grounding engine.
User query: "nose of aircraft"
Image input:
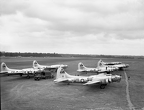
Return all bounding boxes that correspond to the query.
[112,75,122,82]
[117,75,122,82]
[125,64,129,67]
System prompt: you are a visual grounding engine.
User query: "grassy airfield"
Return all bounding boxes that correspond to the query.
[1,57,144,110]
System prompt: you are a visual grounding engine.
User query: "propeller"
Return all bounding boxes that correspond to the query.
[108,77,112,83]
[106,78,109,83]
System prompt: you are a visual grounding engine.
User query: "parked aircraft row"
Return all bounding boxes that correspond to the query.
[1,59,128,76]
[77,62,116,74]
[0,60,68,78]
[54,59,129,89]
[77,59,129,74]
[0,59,129,89]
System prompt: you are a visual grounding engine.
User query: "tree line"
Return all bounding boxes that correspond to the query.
[0,51,143,59]
[0,52,62,57]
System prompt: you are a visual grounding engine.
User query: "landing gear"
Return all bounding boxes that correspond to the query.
[27,75,30,79]
[34,77,40,81]
[20,74,23,77]
[100,84,107,89]
[119,68,123,71]
[55,69,57,73]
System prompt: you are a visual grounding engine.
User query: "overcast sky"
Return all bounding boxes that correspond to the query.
[0,0,144,55]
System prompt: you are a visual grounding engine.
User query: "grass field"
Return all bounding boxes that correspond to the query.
[1,57,144,110]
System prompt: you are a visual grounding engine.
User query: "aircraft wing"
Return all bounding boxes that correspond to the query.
[98,70,107,73]
[48,66,58,69]
[22,68,41,71]
[22,68,34,71]
[83,80,100,85]
[77,69,87,72]
[77,68,97,72]
[54,78,69,83]
[40,65,58,70]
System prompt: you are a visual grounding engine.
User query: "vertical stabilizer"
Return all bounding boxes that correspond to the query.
[33,60,40,68]
[1,62,10,72]
[78,62,86,70]
[97,59,104,68]
[56,67,68,80]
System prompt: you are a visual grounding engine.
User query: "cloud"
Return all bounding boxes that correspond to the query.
[0,0,144,55]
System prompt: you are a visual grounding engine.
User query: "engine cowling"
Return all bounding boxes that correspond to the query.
[102,78,110,84]
[111,75,122,82]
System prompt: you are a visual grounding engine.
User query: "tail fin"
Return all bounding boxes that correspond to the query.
[97,59,104,67]
[1,62,10,72]
[78,62,86,70]
[33,60,40,68]
[55,67,68,80]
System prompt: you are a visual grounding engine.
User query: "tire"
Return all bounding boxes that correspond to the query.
[34,77,37,80]
[51,75,54,78]
[119,68,123,71]
[100,84,106,89]
[27,75,30,79]
[20,74,22,77]
[37,78,40,81]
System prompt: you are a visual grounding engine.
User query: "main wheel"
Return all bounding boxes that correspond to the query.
[37,77,40,81]
[34,77,37,80]
[27,75,30,79]
[51,75,54,78]
[20,74,23,77]
[100,84,106,89]
[119,68,123,71]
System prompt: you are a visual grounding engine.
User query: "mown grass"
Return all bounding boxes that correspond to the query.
[1,57,144,110]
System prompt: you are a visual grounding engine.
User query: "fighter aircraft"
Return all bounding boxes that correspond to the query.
[77,62,115,74]
[54,67,122,89]
[33,60,68,72]
[98,59,129,70]
[0,62,42,78]
[99,59,122,65]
